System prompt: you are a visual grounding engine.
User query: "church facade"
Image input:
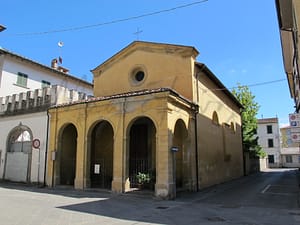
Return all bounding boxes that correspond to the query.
[46,41,244,199]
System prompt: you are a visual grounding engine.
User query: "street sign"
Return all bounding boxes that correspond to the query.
[289,113,300,142]
[32,139,40,149]
[289,113,300,126]
[291,133,300,142]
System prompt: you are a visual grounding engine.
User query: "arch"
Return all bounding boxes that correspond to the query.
[7,124,33,153]
[87,120,114,189]
[212,111,219,125]
[127,116,157,190]
[56,123,77,186]
[5,123,33,182]
[172,119,188,190]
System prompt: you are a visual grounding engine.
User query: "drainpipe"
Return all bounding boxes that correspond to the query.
[122,97,127,192]
[43,110,50,187]
[194,106,199,192]
[240,108,246,176]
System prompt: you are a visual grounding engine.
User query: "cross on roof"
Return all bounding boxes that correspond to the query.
[133,28,143,40]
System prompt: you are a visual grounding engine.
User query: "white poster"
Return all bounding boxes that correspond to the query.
[94,164,100,174]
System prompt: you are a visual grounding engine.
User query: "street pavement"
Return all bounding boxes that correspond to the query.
[0,168,299,225]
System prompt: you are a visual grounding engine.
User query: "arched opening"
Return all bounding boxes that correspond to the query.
[5,124,33,183]
[89,121,114,189]
[128,117,156,190]
[173,119,188,190]
[59,124,77,186]
[212,111,219,125]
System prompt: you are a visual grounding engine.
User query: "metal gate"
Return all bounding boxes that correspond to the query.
[91,158,112,189]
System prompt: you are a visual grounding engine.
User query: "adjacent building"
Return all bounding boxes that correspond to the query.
[46,41,244,199]
[0,47,93,97]
[276,0,300,112]
[280,126,300,167]
[0,48,93,184]
[257,118,281,167]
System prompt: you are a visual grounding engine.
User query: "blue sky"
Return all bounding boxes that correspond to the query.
[0,0,294,126]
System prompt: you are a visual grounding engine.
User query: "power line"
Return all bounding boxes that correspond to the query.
[12,0,208,36]
[209,78,286,91]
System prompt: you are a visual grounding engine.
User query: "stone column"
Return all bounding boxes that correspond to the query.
[155,128,175,199]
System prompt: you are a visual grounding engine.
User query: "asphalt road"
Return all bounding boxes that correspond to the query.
[0,168,299,225]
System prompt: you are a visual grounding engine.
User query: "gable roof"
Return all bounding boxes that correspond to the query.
[195,62,243,109]
[0,47,93,87]
[91,41,199,76]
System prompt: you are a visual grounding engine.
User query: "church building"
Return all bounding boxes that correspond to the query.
[46,41,244,199]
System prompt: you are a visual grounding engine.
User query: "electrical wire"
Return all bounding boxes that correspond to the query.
[205,78,286,92]
[11,0,209,36]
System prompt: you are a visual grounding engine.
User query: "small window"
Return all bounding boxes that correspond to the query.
[268,139,274,148]
[17,72,28,87]
[212,111,219,125]
[41,80,51,88]
[267,125,273,134]
[268,155,274,163]
[286,155,292,163]
[230,122,236,132]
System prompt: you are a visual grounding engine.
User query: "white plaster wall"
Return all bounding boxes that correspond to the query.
[0,112,48,183]
[0,56,93,97]
[257,122,281,164]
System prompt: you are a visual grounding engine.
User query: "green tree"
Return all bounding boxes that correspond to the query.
[232,85,266,158]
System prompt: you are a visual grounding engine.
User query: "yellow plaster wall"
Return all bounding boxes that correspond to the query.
[93,43,196,101]
[196,71,243,188]
[46,91,193,198]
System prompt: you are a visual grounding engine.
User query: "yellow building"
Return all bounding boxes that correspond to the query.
[46,41,244,199]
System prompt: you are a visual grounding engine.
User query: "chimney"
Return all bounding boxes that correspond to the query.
[51,58,58,69]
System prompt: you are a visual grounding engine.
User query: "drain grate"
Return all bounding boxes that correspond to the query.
[289,212,300,216]
[206,216,226,222]
[156,206,169,209]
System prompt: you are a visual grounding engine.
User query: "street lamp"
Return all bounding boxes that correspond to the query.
[0,25,6,32]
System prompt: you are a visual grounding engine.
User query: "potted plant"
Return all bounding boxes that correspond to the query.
[136,172,151,189]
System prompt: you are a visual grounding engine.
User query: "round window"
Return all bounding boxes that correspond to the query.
[129,66,147,86]
[135,71,145,82]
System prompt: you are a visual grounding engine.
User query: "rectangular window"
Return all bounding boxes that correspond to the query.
[41,80,51,88]
[16,72,28,87]
[286,155,292,163]
[268,139,274,148]
[267,125,273,134]
[268,155,274,164]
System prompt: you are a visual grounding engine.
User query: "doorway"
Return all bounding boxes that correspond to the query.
[90,121,113,189]
[59,124,77,186]
[128,117,156,189]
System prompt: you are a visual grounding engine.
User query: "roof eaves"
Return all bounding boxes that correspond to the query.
[195,62,243,109]
[51,87,197,110]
